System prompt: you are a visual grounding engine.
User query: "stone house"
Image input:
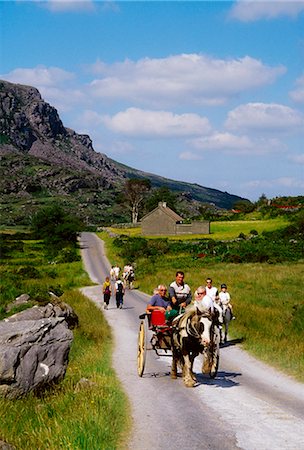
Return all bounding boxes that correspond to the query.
[141,202,210,236]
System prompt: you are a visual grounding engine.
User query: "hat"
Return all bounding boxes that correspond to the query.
[221,283,227,289]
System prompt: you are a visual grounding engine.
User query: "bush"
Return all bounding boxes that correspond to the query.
[16,266,41,279]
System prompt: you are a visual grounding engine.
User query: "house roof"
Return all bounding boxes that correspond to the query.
[141,202,183,222]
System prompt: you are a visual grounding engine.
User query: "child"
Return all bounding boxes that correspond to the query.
[219,284,235,319]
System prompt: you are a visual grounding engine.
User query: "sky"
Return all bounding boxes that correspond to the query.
[1,0,304,202]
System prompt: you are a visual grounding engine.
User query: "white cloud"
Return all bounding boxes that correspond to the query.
[225,102,304,133]
[289,154,304,164]
[77,109,104,127]
[290,74,304,103]
[1,66,87,112]
[188,131,284,156]
[1,66,74,87]
[101,108,212,138]
[88,54,285,107]
[179,152,203,161]
[43,0,95,12]
[246,177,304,189]
[190,132,252,152]
[229,0,304,22]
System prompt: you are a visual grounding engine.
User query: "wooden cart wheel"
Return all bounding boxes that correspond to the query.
[137,320,147,377]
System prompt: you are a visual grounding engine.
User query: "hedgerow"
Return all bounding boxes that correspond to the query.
[112,221,303,266]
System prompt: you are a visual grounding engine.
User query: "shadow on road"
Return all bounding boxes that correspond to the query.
[141,369,241,389]
[196,370,241,388]
[220,337,244,348]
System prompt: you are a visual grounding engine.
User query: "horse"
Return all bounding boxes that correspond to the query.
[171,305,220,387]
[220,303,233,343]
[123,269,135,289]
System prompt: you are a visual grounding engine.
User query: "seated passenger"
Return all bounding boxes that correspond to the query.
[165,271,192,322]
[146,285,170,313]
[219,283,235,319]
[191,286,214,314]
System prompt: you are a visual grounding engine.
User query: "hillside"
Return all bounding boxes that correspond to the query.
[0,79,247,225]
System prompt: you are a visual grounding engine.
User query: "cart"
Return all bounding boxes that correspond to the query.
[137,310,173,377]
[137,309,220,379]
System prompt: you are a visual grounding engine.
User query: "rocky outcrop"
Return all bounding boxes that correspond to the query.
[4,302,79,329]
[0,317,73,398]
[0,80,124,181]
[0,303,77,398]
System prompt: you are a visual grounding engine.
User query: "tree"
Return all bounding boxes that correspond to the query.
[124,179,151,224]
[233,200,255,214]
[144,186,177,213]
[31,203,84,259]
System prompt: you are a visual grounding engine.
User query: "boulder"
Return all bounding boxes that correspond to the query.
[4,302,78,329]
[5,293,30,313]
[0,317,73,399]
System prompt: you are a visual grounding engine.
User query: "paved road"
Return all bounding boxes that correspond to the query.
[80,232,304,450]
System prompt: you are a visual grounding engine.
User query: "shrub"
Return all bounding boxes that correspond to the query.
[16,266,41,279]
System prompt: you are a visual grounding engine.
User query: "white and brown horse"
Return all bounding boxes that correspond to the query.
[123,269,135,289]
[171,306,220,387]
[220,304,233,343]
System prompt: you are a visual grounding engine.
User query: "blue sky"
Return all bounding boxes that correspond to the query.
[1,0,304,201]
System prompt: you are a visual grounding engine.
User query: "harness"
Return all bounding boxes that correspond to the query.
[175,311,212,340]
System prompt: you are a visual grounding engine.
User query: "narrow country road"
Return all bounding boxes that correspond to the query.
[80,232,304,450]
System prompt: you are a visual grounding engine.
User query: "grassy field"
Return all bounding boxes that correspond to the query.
[0,235,131,449]
[98,220,304,383]
[108,217,289,240]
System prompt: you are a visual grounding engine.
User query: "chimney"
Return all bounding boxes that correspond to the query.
[158,201,167,208]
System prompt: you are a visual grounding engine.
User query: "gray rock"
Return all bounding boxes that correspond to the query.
[0,317,73,398]
[4,302,78,329]
[5,293,30,312]
[0,440,15,450]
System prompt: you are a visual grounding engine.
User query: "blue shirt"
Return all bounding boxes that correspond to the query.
[148,294,169,308]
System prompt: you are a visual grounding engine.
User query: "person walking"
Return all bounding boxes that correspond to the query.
[115,277,125,309]
[103,276,111,310]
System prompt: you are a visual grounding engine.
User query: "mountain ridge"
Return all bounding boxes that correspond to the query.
[0,79,247,225]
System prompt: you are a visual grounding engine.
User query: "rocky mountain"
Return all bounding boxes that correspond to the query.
[0,79,247,226]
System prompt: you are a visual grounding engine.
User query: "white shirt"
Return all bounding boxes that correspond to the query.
[206,286,218,302]
[194,294,214,314]
[219,291,231,305]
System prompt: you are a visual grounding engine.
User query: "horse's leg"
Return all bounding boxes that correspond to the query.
[202,347,212,373]
[171,350,178,379]
[182,351,195,387]
[224,309,231,342]
[189,352,197,382]
[220,326,224,344]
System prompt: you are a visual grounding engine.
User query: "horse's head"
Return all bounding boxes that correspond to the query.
[198,314,213,347]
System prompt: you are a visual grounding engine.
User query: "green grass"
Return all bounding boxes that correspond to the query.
[0,234,130,449]
[100,230,304,383]
[0,290,131,449]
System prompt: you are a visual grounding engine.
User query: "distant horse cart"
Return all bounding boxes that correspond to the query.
[137,307,220,387]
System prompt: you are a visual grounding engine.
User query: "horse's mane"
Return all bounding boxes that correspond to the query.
[175,307,213,332]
